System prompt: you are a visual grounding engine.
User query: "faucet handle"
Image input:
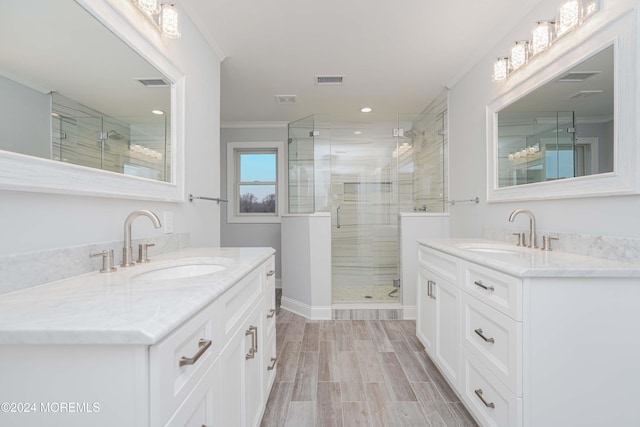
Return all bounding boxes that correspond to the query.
[90,250,117,273]
[137,243,155,263]
[512,232,526,247]
[541,236,559,251]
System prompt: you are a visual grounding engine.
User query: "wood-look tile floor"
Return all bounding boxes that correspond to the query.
[260,310,478,427]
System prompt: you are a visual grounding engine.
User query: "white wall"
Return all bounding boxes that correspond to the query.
[0,0,221,257]
[220,125,288,279]
[448,0,640,240]
[0,76,50,158]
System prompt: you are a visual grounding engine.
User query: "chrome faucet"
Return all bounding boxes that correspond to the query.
[121,209,162,267]
[508,208,537,248]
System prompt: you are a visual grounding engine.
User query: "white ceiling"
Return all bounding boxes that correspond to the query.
[0,0,170,119]
[180,0,544,124]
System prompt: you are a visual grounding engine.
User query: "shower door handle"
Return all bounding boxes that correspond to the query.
[336,206,341,229]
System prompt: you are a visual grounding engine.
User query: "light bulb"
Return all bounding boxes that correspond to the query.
[530,21,554,56]
[135,0,160,15]
[493,57,509,81]
[160,4,181,39]
[557,0,581,37]
[510,41,529,71]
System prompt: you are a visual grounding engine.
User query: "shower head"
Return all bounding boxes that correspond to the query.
[107,130,124,140]
[402,129,424,139]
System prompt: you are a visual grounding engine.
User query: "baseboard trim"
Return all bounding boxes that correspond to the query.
[280,297,332,320]
[402,305,416,320]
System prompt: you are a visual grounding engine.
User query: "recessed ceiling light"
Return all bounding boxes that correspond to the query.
[360,107,372,113]
[152,110,165,115]
[354,131,363,135]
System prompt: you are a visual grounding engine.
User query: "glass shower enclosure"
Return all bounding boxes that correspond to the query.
[288,112,447,305]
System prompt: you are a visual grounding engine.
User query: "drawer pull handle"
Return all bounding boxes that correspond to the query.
[245,325,258,359]
[267,357,278,371]
[251,325,258,353]
[267,270,275,277]
[474,328,495,343]
[474,388,495,409]
[267,308,276,318]
[179,339,212,367]
[474,280,495,292]
[245,327,256,359]
[427,280,436,299]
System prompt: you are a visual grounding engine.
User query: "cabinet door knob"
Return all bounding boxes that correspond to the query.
[179,339,212,367]
[266,270,275,277]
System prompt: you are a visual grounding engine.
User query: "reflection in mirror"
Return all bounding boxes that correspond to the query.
[497,45,613,187]
[0,0,172,182]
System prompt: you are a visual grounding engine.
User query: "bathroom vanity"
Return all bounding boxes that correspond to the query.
[417,239,640,427]
[0,247,276,427]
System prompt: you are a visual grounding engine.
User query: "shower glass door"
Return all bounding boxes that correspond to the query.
[330,114,407,304]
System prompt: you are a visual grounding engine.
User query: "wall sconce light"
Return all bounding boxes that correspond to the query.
[556,0,581,37]
[493,0,599,82]
[132,0,181,39]
[130,143,163,160]
[510,41,529,71]
[530,20,555,56]
[493,57,509,81]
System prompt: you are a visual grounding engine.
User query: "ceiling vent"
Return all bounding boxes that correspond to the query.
[315,75,344,85]
[567,90,604,100]
[557,71,600,82]
[275,95,297,104]
[136,78,170,87]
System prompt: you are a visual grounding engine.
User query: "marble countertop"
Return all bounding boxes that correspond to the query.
[0,247,274,345]
[418,238,640,278]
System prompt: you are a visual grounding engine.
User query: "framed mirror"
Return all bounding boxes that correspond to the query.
[486,9,637,202]
[0,0,185,201]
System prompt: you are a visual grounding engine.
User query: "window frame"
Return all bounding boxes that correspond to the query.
[226,141,286,224]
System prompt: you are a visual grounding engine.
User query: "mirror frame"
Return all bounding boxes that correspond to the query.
[486,8,637,202]
[0,0,185,201]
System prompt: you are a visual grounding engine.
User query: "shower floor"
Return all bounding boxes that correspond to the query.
[332,283,399,303]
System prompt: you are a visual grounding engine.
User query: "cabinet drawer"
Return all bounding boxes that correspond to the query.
[264,281,277,337]
[218,267,263,346]
[263,328,277,400]
[164,361,218,427]
[264,256,277,336]
[151,302,218,427]
[462,293,522,396]
[462,350,522,427]
[418,245,458,282]
[464,262,521,320]
[265,256,276,288]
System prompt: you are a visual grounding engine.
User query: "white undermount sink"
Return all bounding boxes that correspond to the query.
[133,263,227,281]
[455,242,524,255]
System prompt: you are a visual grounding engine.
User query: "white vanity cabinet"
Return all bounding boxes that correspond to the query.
[217,257,277,427]
[417,241,640,427]
[0,249,277,427]
[417,246,461,389]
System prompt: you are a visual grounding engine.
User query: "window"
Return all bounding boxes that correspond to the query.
[237,151,277,214]
[227,141,286,223]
